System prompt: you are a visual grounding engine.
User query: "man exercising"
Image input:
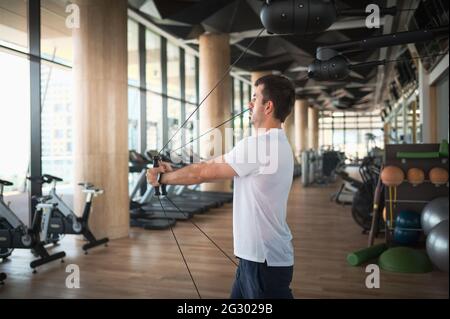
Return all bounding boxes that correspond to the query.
[147,75,295,299]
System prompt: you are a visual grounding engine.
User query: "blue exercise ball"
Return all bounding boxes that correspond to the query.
[421,197,449,235]
[394,228,421,245]
[396,210,421,229]
[426,220,449,272]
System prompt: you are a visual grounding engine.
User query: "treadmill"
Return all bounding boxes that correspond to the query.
[129,150,177,230]
[129,151,204,225]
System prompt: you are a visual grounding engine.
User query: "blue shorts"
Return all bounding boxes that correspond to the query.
[230,258,294,299]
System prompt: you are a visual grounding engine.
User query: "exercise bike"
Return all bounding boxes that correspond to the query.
[0,179,66,273]
[29,175,109,254]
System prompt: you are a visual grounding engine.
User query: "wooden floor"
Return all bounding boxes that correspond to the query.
[1,178,448,299]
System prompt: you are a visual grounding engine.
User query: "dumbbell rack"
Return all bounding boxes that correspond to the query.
[383,143,449,244]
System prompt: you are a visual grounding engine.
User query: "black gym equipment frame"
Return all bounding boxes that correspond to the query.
[0,179,66,273]
[29,175,109,254]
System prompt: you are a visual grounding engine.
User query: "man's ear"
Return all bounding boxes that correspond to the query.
[264,100,274,116]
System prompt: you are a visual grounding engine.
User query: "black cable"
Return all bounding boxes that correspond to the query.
[164,196,238,267]
[169,108,250,156]
[158,28,266,156]
[157,197,202,299]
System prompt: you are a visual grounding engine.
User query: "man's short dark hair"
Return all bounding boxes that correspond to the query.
[255,74,295,123]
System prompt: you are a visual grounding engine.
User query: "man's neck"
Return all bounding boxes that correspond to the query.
[255,120,282,132]
[253,122,282,136]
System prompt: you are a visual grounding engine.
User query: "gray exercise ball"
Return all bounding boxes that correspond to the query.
[426,220,449,272]
[421,197,449,235]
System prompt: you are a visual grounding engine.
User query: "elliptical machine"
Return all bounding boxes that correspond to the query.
[350,157,385,233]
[0,179,66,273]
[29,175,109,254]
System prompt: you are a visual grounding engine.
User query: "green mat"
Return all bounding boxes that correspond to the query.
[397,151,440,159]
[439,140,449,157]
[378,247,433,273]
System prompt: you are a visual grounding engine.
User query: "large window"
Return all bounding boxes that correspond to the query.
[185,53,199,154]
[128,19,140,151]
[167,41,180,98]
[41,62,73,184]
[242,83,251,137]
[146,92,163,151]
[40,0,74,192]
[128,87,140,150]
[128,19,139,86]
[232,78,243,145]
[0,51,30,194]
[185,53,196,104]
[146,29,161,93]
[0,1,30,218]
[167,97,182,150]
[41,0,72,65]
[0,0,28,51]
[319,110,383,160]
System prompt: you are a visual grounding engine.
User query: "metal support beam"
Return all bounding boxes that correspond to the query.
[28,0,42,226]
[161,37,168,147]
[139,24,147,154]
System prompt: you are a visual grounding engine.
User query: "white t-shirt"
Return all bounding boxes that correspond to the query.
[224,128,294,267]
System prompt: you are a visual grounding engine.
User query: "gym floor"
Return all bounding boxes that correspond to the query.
[1,178,447,299]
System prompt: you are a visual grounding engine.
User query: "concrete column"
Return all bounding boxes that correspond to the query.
[384,123,391,145]
[294,99,308,158]
[251,71,273,86]
[73,0,129,239]
[308,107,319,150]
[199,33,232,192]
[418,61,437,143]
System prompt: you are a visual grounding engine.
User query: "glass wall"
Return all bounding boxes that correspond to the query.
[319,110,383,160]
[0,51,30,193]
[242,83,251,138]
[166,42,180,98]
[167,97,182,150]
[0,0,28,52]
[41,0,73,65]
[185,53,196,104]
[145,29,162,151]
[128,87,140,151]
[232,78,243,145]
[146,29,161,93]
[146,92,163,151]
[0,1,30,217]
[128,19,139,87]
[185,52,199,154]
[231,77,252,145]
[41,61,73,184]
[40,0,73,192]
